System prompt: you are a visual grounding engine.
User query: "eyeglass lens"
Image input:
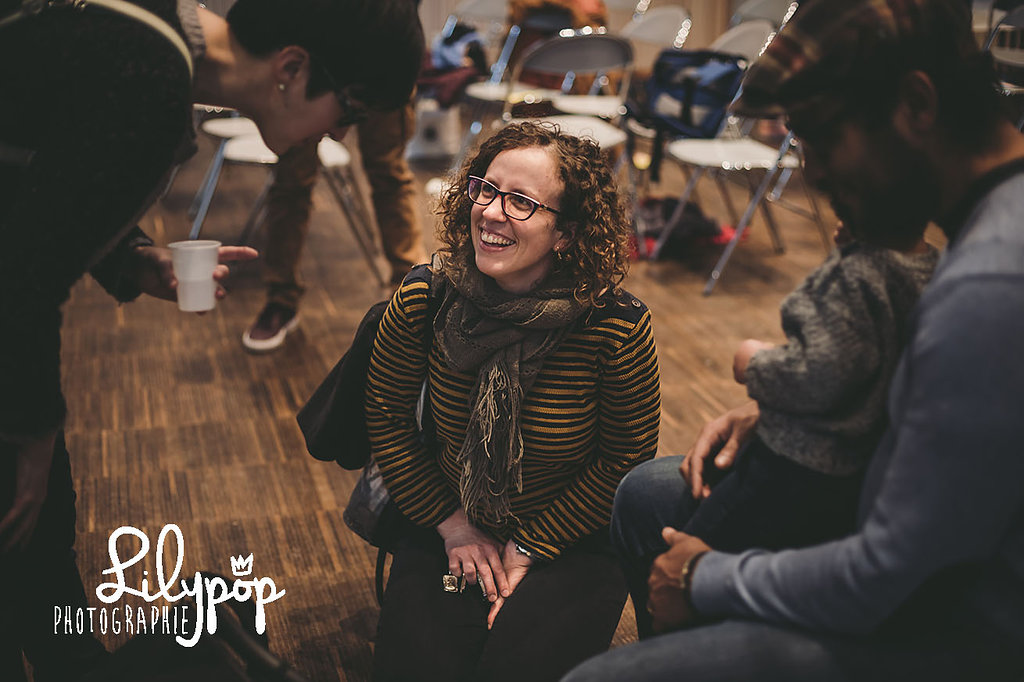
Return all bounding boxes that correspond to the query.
[467,177,541,220]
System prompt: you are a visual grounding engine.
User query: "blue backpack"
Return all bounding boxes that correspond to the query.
[628,49,748,180]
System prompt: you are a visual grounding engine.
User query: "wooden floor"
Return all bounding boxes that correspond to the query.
[59,124,841,681]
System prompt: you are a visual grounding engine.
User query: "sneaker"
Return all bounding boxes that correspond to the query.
[242,302,300,353]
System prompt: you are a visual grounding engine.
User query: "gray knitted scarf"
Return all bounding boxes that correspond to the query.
[432,263,587,526]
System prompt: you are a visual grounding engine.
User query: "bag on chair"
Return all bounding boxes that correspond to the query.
[626,49,747,181]
[636,49,747,139]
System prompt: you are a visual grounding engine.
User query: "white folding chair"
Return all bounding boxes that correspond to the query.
[502,32,634,150]
[730,0,800,29]
[190,134,386,286]
[550,5,691,120]
[654,10,829,294]
[709,19,776,63]
[661,132,828,294]
[449,0,550,170]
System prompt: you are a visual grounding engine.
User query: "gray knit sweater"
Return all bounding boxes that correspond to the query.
[745,241,938,475]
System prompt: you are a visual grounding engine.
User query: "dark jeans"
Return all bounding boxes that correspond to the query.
[562,616,1022,682]
[611,440,861,637]
[579,447,1022,682]
[372,524,626,682]
[0,432,108,681]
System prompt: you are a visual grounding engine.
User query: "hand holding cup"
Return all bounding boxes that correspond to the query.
[136,243,258,309]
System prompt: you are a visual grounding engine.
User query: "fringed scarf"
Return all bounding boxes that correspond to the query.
[432,262,587,527]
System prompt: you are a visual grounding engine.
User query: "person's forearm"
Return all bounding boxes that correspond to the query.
[692,280,1024,634]
[366,284,460,526]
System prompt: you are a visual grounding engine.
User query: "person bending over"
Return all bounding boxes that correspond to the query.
[0,1,423,679]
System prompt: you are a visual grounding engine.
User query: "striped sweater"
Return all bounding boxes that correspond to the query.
[366,271,661,561]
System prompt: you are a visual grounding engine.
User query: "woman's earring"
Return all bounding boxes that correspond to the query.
[278,83,286,92]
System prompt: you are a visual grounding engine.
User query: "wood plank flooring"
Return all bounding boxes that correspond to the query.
[57,124,849,681]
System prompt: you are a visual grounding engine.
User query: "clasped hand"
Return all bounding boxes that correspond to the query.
[647,528,711,633]
[437,509,532,629]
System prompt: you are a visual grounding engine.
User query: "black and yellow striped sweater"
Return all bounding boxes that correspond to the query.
[366,270,660,561]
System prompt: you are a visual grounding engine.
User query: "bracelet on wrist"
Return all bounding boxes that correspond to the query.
[513,541,538,562]
[679,550,709,607]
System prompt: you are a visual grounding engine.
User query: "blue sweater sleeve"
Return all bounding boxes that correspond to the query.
[691,275,1024,634]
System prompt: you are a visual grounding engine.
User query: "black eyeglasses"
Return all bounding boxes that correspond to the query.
[467,176,561,221]
[315,60,368,128]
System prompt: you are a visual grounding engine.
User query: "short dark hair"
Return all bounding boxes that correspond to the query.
[226,0,424,110]
[436,122,631,307]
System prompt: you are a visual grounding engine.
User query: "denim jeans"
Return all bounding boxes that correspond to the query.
[580,451,1018,682]
[612,445,860,637]
[561,616,1018,682]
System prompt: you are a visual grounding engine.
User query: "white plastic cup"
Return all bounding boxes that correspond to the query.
[168,240,221,312]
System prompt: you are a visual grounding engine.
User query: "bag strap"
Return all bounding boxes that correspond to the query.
[0,0,193,78]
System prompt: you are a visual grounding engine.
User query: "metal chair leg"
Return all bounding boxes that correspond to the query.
[322,167,387,287]
[713,170,740,227]
[703,163,783,296]
[189,137,227,221]
[236,171,275,246]
[450,102,488,174]
[651,166,705,259]
[747,171,786,254]
[188,140,227,240]
[337,165,382,258]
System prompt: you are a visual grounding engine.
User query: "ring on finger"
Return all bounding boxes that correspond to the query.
[442,573,460,593]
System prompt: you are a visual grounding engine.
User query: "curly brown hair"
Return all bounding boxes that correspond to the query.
[435,121,631,307]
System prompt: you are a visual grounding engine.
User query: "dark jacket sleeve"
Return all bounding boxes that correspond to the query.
[0,11,190,442]
[89,227,157,303]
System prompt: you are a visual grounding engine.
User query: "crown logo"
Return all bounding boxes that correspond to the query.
[230,553,253,577]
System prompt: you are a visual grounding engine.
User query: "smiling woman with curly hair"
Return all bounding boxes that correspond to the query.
[366,122,660,682]
[435,121,632,306]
